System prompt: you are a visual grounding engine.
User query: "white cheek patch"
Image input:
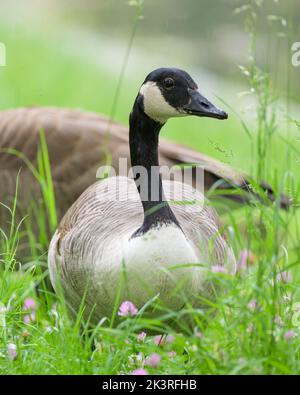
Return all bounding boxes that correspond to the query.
[139,81,186,124]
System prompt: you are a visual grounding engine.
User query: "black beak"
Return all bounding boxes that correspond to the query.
[183,90,228,120]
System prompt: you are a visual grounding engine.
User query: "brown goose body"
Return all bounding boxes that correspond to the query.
[0,107,288,243]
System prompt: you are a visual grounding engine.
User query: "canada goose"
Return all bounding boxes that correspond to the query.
[48,68,237,321]
[0,107,289,244]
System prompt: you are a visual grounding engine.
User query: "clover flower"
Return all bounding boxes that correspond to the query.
[118,301,138,317]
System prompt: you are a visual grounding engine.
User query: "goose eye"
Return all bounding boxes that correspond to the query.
[163,77,175,90]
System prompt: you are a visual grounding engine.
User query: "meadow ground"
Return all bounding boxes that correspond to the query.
[0,4,300,374]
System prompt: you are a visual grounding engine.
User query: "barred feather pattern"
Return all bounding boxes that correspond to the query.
[48,176,236,322]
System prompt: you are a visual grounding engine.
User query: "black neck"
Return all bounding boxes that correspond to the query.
[129,97,180,236]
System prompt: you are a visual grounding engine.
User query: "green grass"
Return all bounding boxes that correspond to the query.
[1,2,300,375]
[0,273,299,375]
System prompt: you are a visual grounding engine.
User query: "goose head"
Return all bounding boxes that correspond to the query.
[137,67,228,124]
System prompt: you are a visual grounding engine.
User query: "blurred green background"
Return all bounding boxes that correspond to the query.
[0,0,299,180]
